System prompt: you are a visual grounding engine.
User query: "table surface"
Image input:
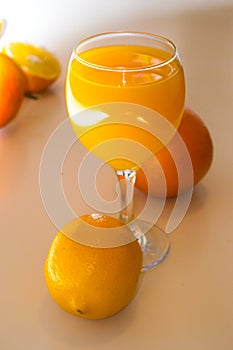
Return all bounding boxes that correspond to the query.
[1,1,233,349]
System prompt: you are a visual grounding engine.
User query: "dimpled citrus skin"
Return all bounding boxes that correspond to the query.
[44,214,142,320]
[0,53,26,127]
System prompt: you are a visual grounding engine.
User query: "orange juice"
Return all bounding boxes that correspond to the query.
[66,44,185,170]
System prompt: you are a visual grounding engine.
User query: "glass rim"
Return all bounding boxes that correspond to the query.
[72,31,178,73]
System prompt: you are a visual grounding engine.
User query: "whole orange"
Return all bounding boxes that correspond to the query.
[0,53,26,127]
[135,108,214,197]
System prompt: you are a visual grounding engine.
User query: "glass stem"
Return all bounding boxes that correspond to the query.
[115,169,137,224]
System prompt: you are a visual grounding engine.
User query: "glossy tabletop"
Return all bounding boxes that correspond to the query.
[1,1,233,349]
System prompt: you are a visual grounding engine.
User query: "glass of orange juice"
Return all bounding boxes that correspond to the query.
[65,32,185,270]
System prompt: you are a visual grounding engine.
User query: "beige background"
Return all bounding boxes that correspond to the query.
[1,0,233,349]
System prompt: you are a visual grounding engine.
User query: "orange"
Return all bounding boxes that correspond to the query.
[135,107,214,197]
[0,53,26,127]
[44,214,142,320]
[3,42,61,93]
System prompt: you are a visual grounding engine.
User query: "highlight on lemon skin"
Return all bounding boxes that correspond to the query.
[3,41,61,93]
[44,214,143,320]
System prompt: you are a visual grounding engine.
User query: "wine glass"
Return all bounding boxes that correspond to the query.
[65,32,185,271]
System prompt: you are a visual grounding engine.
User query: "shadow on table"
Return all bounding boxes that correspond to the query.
[39,291,140,348]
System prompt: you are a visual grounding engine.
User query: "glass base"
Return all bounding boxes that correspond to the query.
[129,220,170,272]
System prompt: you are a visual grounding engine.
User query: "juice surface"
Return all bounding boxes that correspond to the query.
[66,45,185,170]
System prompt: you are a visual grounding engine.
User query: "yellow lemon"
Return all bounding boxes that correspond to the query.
[3,41,60,93]
[44,214,143,320]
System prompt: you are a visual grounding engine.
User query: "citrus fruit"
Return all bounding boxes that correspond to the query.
[3,42,61,93]
[44,214,142,320]
[0,53,26,127]
[135,107,214,197]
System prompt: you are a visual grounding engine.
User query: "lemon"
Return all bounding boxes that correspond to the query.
[3,42,60,93]
[44,214,143,320]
